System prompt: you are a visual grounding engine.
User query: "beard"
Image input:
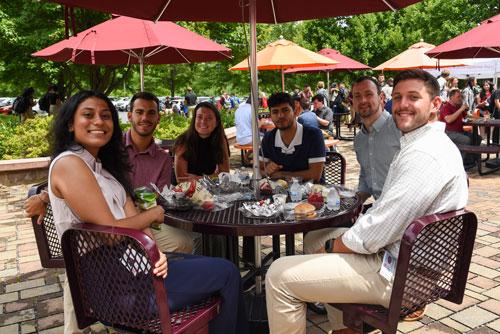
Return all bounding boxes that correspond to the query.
[276,119,293,131]
[132,122,155,137]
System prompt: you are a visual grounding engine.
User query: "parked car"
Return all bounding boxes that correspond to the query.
[170,97,184,108]
[197,96,212,104]
[113,97,131,112]
[0,97,14,115]
[158,96,169,110]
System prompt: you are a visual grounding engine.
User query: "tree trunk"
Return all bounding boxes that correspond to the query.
[169,66,176,97]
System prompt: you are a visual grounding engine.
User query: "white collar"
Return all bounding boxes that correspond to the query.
[274,122,303,154]
[428,121,446,132]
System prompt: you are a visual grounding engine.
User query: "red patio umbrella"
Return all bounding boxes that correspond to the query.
[43,1,423,23]
[284,48,371,88]
[32,16,232,91]
[426,14,500,59]
[44,0,422,179]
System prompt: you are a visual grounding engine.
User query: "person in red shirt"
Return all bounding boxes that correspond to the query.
[439,88,481,167]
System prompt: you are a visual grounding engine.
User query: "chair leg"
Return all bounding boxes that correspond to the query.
[226,236,239,266]
[272,235,280,260]
[242,236,255,263]
[285,234,295,256]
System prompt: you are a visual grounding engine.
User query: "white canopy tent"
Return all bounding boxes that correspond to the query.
[426,58,500,87]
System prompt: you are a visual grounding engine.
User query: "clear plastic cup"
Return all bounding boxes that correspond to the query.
[273,194,287,206]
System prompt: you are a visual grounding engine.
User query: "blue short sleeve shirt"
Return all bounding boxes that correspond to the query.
[298,110,319,129]
[259,123,326,172]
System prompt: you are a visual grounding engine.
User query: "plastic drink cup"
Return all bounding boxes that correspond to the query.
[134,187,157,211]
[273,194,287,206]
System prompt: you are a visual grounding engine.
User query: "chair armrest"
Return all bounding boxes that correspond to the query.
[28,181,47,198]
[73,223,160,264]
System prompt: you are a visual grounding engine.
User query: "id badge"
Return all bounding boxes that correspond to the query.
[379,250,396,282]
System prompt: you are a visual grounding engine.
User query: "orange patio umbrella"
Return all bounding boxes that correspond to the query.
[374,40,468,71]
[229,37,338,91]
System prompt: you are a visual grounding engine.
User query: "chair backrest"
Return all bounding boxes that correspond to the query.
[160,139,176,156]
[330,210,477,334]
[324,151,346,185]
[28,182,65,268]
[62,223,172,333]
[387,209,477,326]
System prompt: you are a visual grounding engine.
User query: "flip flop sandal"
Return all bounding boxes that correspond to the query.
[403,305,427,321]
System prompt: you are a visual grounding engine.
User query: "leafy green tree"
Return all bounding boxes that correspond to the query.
[1,0,498,98]
[0,1,131,97]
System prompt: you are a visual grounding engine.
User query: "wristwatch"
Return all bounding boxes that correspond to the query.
[325,239,335,253]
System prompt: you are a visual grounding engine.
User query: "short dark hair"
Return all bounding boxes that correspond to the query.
[312,94,325,103]
[22,87,35,97]
[292,95,310,110]
[448,88,461,99]
[268,92,293,109]
[393,69,440,99]
[353,76,381,94]
[129,91,160,112]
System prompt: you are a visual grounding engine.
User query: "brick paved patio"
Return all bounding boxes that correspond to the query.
[1,130,500,333]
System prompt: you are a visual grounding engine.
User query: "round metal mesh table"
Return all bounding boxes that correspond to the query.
[163,196,362,237]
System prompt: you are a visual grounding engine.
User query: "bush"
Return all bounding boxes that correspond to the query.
[0,110,236,159]
[0,116,52,160]
[154,113,190,140]
[220,108,235,129]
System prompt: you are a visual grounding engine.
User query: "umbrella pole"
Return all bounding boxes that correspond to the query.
[249,0,261,183]
[327,71,330,91]
[139,57,145,92]
[281,67,285,92]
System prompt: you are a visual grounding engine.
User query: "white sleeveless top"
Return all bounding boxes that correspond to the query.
[48,147,127,240]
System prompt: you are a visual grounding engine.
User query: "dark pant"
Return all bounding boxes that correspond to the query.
[446,131,481,165]
[165,253,249,334]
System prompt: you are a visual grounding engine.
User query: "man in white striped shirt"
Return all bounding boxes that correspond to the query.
[265,69,469,334]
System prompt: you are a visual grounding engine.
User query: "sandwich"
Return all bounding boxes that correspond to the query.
[294,202,317,220]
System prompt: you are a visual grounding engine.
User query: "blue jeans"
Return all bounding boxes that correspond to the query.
[165,253,249,334]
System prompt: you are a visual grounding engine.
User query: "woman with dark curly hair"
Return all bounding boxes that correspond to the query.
[48,91,247,334]
[174,101,230,182]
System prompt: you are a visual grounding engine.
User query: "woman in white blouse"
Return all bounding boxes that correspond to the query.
[48,91,248,334]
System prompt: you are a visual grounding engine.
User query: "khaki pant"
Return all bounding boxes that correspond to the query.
[49,104,59,116]
[152,224,196,254]
[266,238,392,334]
[20,109,34,122]
[64,279,85,334]
[303,227,349,254]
